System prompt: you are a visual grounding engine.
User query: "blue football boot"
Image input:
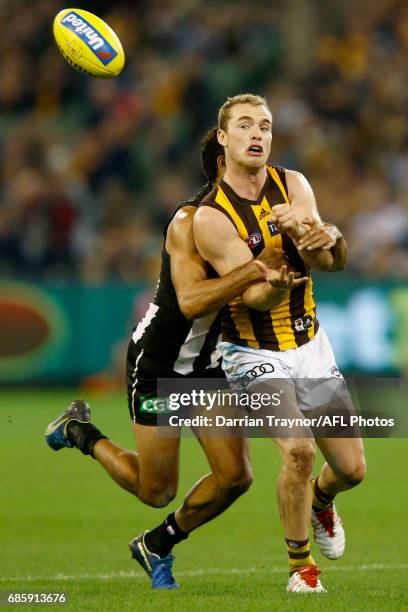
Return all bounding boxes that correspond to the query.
[45,399,90,450]
[129,532,179,589]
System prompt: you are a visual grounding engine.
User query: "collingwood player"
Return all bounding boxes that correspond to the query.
[45,128,296,589]
[194,95,366,593]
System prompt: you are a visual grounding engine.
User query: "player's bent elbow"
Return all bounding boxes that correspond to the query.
[178,297,206,321]
[178,300,195,321]
[329,262,346,272]
[329,256,348,272]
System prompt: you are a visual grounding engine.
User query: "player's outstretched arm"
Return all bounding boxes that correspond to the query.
[270,170,335,272]
[297,222,348,272]
[167,206,268,320]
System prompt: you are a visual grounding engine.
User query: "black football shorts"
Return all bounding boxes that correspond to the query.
[126,340,225,425]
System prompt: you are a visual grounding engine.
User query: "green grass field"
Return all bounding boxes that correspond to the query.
[2,389,407,611]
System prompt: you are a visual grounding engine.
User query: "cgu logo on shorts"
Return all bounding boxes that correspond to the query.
[61,12,118,64]
[247,233,262,249]
[140,397,173,414]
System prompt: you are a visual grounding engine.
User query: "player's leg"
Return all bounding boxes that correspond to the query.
[247,378,316,554]
[131,405,251,547]
[273,435,315,540]
[129,413,252,590]
[94,418,181,590]
[93,423,181,508]
[310,436,366,560]
[46,397,183,589]
[45,397,181,508]
[174,431,252,532]
[295,326,366,560]
[219,341,326,592]
[140,431,252,562]
[237,378,323,590]
[267,410,325,593]
[315,436,366,496]
[299,325,367,495]
[91,340,180,506]
[220,342,315,544]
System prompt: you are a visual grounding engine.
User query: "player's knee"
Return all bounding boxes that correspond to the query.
[218,467,253,498]
[138,484,177,508]
[340,458,366,487]
[285,441,315,478]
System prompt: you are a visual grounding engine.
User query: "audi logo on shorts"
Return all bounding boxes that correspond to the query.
[237,362,275,389]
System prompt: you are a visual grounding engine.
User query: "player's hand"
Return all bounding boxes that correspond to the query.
[266,265,308,290]
[297,223,341,251]
[268,204,309,239]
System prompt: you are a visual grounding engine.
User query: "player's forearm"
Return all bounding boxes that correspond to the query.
[283,224,334,272]
[178,261,265,320]
[298,248,334,272]
[299,228,347,272]
[243,282,287,312]
[295,222,347,272]
[328,236,348,271]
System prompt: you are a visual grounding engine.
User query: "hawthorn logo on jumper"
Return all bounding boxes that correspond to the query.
[247,233,262,249]
[267,220,280,237]
[293,316,313,333]
[258,208,269,221]
[237,363,275,389]
[61,12,118,64]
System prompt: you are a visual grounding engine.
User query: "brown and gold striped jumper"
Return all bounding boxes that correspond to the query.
[199,165,319,351]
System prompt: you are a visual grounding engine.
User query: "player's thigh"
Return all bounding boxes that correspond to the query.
[252,377,314,443]
[248,378,316,468]
[317,436,366,484]
[132,422,181,488]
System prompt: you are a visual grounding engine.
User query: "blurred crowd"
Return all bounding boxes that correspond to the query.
[1,0,408,283]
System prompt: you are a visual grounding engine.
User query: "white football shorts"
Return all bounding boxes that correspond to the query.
[219,327,351,412]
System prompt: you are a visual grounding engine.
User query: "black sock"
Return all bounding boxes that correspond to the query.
[144,513,188,558]
[66,420,107,457]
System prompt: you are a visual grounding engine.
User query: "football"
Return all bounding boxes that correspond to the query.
[53,8,125,78]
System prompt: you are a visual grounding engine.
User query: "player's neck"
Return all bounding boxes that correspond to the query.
[222,165,267,200]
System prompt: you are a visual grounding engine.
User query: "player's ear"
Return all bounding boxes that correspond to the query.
[217,128,227,147]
